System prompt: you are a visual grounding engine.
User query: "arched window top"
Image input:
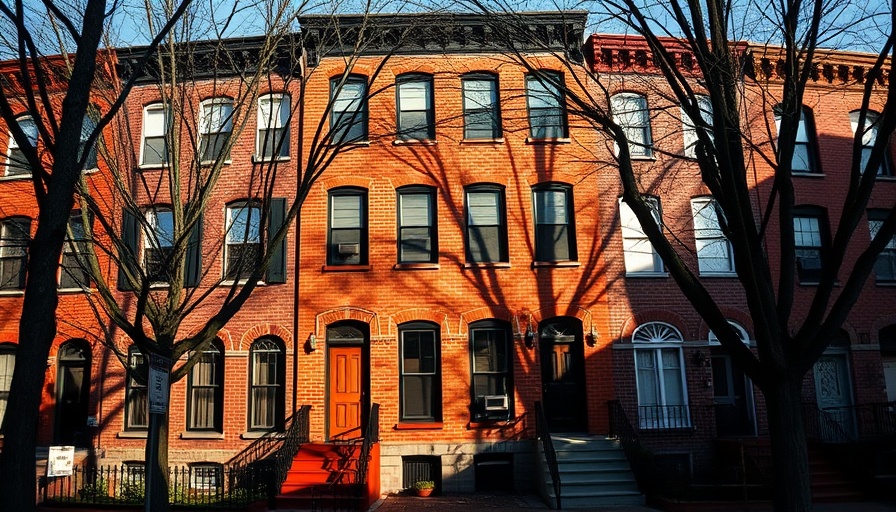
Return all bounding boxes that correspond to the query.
[539,317,581,340]
[251,337,283,352]
[58,339,90,361]
[708,321,750,345]
[632,322,683,344]
[326,321,367,342]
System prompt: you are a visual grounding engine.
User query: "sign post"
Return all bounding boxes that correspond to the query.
[47,445,75,477]
[146,354,170,512]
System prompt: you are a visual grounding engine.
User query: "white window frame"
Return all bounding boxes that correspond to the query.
[140,104,168,167]
[143,208,174,284]
[794,213,824,284]
[620,197,664,275]
[869,213,896,283]
[611,93,652,158]
[774,106,816,173]
[224,203,261,283]
[0,344,14,429]
[850,110,892,176]
[6,115,38,177]
[256,94,290,160]
[632,322,690,429]
[691,197,735,275]
[707,321,751,346]
[682,95,713,158]
[198,98,233,163]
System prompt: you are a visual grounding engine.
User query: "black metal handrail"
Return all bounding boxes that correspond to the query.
[535,401,561,510]
[802,402,854,443]
[271,405,312,494]
[819,401,896,440]
[608,399,640,447]
[357,403,380,492]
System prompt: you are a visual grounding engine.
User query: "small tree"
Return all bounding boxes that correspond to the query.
[462,1,895,510]
[0,2,193,510]
[64,4,418,510]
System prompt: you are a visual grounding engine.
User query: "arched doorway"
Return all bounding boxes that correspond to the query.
[326,321,369,440]
[539,317,587,431]
[55,340,91,446]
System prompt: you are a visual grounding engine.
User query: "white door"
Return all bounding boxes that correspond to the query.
[813,354,855,439]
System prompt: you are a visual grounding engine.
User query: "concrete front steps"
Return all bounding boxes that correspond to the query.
[539,434,645,509]
[275,442,364,511]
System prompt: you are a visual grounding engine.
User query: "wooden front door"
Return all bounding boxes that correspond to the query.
[328,345,364,439]
[55,341,91,446]
[711,349,756,436]
[814,353,856,439]
[539,318,587,432]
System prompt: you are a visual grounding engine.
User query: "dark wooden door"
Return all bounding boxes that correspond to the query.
[540,319,586,432]
[56,342,90,446]
[328,345,364,439]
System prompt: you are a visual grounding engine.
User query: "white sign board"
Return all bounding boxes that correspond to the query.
[47,445,75,477]
[148,355,171,414]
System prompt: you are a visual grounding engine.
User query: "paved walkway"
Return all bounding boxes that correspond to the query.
[361,493,896,512]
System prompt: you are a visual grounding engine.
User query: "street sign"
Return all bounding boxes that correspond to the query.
[47,446,75,477]
[148,355,171,414]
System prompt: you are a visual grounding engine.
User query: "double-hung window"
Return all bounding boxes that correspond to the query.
[6,116,38,176]
[187,340,224,431]
[620,197,663,274]
[80,116,98,171]
[851,110,892,176]
[199,98,233,162]
[331,77,368,143]
[793,207,827,284]
[249,337,284,431]
[397,74,434,141]
[462,73,501,139]
[141,104,168,166]
[469,321,511,422]
[526,71,566,139]
[125,347,148,430]
[774,105,819,173]
[465,186,507,264]
[143,209,174,284]
[398,187,437,264]
[682,95,713,158]
[868,210,896,283]
[60,212,91,290]
[0,344,14,430]
[632,322,689,429]
[400,322,441,422]
[533,184,576,262]
[257,94,290,160]
[691,197,734,274]
[0,217,30,290]
[328,188,367,266]
[611,93,652,158]
[224,203,261,281]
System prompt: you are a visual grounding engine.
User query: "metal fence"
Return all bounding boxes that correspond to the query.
[40,464,266,508]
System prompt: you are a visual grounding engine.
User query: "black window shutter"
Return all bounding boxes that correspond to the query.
[184,213,203,288]
[118,209,139,291]
[266,198,287,283]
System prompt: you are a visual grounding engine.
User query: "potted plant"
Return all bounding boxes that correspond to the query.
[413,480,435,497]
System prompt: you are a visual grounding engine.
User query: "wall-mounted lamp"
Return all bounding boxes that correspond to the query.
[524,323,536,349]
[586,326,599,347]
[307,333,317,352]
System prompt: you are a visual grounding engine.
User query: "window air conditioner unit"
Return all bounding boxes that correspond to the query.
[483,395,508,411]
[337,243,360,255]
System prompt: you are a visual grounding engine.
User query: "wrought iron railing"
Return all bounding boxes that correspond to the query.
[819,401,896,441]
[802,402,854,443]
[357,402,380,493]
[271,405,312,496]
[40,464,261,507]
[637,404,692,431]
[535,401,561,510]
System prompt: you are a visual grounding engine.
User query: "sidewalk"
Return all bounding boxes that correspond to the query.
[361,493,896,512]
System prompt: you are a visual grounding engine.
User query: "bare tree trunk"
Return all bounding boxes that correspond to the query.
[765,375,812,512]
[145,410,171,512]
[0,184,73,512]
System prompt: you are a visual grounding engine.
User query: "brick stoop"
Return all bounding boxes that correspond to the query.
[808,443,865,503]
[275,441,366,511]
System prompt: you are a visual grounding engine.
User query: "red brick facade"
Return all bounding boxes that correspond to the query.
[0,16,893,495]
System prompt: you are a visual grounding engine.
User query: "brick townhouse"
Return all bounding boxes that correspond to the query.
[0,10,893,505]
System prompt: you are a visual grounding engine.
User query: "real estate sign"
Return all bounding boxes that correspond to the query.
[47,446,75,477]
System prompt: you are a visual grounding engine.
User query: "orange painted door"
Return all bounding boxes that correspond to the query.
[328,345,364,439]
